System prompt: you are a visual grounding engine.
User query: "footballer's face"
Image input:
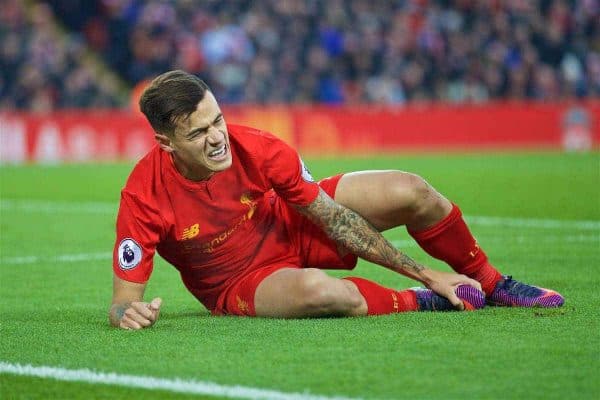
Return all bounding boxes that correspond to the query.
[157,91,232,181]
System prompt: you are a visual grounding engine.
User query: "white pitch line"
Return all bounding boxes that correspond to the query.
[0,362,360,400]
[507,234,600,244]
[1,252,111,265]
[391,235,599,249]
[390,240,416,248]
[3,231,597,266]
[0,199,116,214]
[1,199,599,230]
[464,215,600,230]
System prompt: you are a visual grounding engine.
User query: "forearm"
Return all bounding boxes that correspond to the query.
[297,192,433,284]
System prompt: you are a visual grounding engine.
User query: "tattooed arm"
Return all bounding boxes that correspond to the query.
[109,275,162,329]
[294,189,481,302]
[294,189,431,282]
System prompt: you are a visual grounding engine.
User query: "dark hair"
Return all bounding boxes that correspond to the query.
[139,70,210,136]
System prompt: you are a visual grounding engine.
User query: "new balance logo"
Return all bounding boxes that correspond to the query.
[182,223,199,240]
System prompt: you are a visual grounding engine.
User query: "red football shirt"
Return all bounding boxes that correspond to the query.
[113,125,320,311]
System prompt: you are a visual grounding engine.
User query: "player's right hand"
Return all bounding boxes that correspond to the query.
[119,297,162,330]
[420,270,481,311]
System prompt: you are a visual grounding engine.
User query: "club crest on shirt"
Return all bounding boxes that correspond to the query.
[118,238,142,270]
[240,193,258,220]
[299,157,314,182]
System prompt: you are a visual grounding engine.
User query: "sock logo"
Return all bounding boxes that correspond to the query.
[391,292,399,312]
[469,242,480,258]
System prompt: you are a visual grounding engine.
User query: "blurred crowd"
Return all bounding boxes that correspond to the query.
[1,0,598,110]
[0,1,125,111]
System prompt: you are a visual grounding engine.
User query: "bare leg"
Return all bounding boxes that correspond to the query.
[333,170,505,297]
[254,268,367,318]
[333,170,451,232]
[253,172,450,318]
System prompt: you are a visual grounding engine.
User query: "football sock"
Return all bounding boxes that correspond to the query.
[344,277,417,315]
[408,203,502,295]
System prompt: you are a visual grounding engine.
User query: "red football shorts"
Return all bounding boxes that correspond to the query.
[214,174,358,316]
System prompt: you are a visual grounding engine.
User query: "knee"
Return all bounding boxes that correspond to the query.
[385,171,436,214]
[297,269,336,310]
[296,269,362,313]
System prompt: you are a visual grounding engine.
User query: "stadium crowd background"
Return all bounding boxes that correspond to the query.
[0,0,598,112]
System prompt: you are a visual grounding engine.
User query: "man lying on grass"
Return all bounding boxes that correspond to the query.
[110,70,564,329]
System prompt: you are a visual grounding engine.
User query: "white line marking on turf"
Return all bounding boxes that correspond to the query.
[0,252,111,265]
[391,234,599,249]
[2,199,599,230]
[4,232,597,266]
[0,199,116,214]
[391,240,416,248]
[464,215,600,230]
[508,234,600,244]
[0,362,360,400]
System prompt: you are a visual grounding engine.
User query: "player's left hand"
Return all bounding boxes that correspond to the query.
[118,297,162,330]
[420,269,481,310]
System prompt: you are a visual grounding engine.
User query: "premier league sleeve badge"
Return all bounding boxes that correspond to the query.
[118,238,142,270]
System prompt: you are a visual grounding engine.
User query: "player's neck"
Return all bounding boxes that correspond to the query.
[171,154,214,181]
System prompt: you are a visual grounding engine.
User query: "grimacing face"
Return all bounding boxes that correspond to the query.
[156,91,232,181]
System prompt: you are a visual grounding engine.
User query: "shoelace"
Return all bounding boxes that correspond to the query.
[501,276,542,297]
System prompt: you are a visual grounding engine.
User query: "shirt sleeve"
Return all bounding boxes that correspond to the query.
[262,134,320,206]
[113,190,163,283]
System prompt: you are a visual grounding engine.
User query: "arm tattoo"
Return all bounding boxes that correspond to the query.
[114,303,130,320]
[296,190,425,277]
[109,302,131,326]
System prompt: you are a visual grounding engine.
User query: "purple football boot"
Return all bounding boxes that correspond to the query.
[413,285,485,311]
[487,275,564,308]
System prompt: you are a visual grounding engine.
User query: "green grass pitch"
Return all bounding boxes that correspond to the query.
[0,151,599,399]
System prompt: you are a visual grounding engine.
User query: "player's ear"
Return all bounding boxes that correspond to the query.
[155,133,175,153]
